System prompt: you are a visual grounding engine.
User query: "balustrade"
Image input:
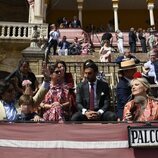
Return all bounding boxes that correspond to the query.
[0,22,48,41]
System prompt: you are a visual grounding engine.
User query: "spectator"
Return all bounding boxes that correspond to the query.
[55,60,74,88]
[116,59,138,120]
[71,60,117,122]
[147,30,156,50]
[123,76,158,121]
[40,65,70,122]
[101,31,113,47]
[143,49,158,84]
[60,17,69,28]
[80,38,92,55]
[70,16,81,28]
[99,40,112,62]
[0,64,51,121]
[128,27,137,53]
[69,37,81,55]
[57,36,70,56]
[18,94,43,122]
[138,28,147,53]
[115,29,124,54]
[47,24,60,56]
[55,60,76,114]
[115,48,140,65]
[11,58,39,99]
[41,62,76,121]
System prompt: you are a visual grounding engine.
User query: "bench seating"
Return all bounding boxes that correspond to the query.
[59,28,150,51]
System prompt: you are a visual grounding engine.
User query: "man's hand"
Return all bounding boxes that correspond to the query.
[85,111,100,120]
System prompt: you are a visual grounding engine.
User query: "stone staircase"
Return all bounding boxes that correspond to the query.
[0,41,148,74]
[49,51,148,63]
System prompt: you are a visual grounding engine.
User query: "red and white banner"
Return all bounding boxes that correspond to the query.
[0,122,158,158]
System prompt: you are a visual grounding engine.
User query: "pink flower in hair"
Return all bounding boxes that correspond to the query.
[22,80,32,87]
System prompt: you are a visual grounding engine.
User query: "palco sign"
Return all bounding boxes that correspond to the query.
[128,126,158,148]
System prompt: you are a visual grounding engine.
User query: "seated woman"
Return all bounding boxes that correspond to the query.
[99,40,112,62]
[55,60,74,88]
[123,73,158,121]
[41,61,76,121]
[40,65,75,122]
[80,38,92,55]
[11,58,39,99]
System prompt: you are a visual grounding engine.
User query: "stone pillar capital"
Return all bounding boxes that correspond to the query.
[147,3,154,10]
[77,0,84,3]
[78,5,83,10]
[146,0,155,4]
[112,1,119,9]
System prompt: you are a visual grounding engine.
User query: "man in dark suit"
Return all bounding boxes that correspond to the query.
[128,27,137,53]
[71,60,117,121]
[70,16,81,28]
[116,60,137,120]
[58,36,70,55]
[115,48,140,65]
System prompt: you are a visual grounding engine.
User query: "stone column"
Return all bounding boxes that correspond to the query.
[28,0,45,24]
[77,0,84,27]
[112,0,119,31]
[147,3,155,26]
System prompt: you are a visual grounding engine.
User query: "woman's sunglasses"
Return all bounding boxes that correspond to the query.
[54,70,61,74]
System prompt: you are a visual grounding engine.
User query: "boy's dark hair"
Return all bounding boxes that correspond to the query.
[83,59,98,72]
[19,94,34,107]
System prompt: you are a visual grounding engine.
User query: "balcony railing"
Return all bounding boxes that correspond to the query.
[0,21,48,41]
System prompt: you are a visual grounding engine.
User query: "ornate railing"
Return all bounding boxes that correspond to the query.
[0,21,48,41]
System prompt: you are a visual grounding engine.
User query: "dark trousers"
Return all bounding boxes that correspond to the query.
[129,42,136,53]
[47,39,58,55]
[71,111,117,122]
[140,39,147,53]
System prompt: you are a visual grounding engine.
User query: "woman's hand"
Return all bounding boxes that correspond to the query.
[124,112,132,121]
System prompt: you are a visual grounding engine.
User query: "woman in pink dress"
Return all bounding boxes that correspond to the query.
[40,61,76,122]
[123,74,158,121]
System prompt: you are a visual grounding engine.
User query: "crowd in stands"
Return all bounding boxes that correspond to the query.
[1,14,158,123]
[1,46,158,123]
[43,16,158,65]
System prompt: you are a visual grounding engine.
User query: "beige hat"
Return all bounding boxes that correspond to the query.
[119,59,137,71]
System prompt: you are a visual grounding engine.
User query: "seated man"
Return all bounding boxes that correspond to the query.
[115,48,140,65]
[71,60,117,122]
[143,49,158,97]
[58,36,70,56]
[69,37,81,55]
[143,49,158,84]
[116,59,137,120]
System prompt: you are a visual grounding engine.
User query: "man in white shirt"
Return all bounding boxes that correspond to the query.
[47,24,60,55]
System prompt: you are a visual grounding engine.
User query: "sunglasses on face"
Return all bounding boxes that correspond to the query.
[54,70,61,74]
